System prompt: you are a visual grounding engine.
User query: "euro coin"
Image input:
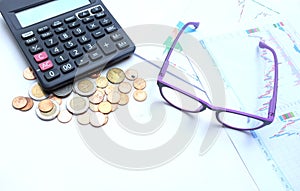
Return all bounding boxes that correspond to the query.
[38,99,54,113]
[23,67,36,80]
[29,82,48,101]
[133,90,147,102]
[107,91,121,104]
[89,112,108,127]
[36,99,60,121]
[133,78,146,90]
[125,69,138,81]
[96,76,109,88]
[57,109,73,123]
[98,101,112,114]
[20,97,34,111]
[66,96,89,115]
[12,96,28,109]
[118,82,132,94]
[106,68,125,84]
[74,78,97,97]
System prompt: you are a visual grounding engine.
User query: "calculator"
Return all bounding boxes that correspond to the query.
[0,0,135,92]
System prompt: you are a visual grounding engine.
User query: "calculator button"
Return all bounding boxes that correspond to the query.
[37,26,50,34]
[55,53,69,65]
[89,49,103,61]
[73,27,85,37]
[95,12,106,19]
[110,33,123,42]
[91,6,103,14]
[65,16,77,23]
[97,38,116,55]
[61,63,75,74]
[22,31,35,40]
[92,29,105,39]
[83,43,97,52]
[105,25,117,34]
[45,37,59,48]
[44,69,60,81]
[29,44,43,54]
[25,37,38,46]
[59,32,72,42]
[40,31,53,40]
[78,10,90,18]
[50,46,64,56]
[117,40,129,50]
[52,20,63,28]
[100,18,112,27]
[87,22,100,31]
[69,48,83,59]
[34,51,48,63]
[82,16,94,24]
[68,21,81,29]
[75,56,89,67]
[55,26,67,34]
[64,40,78,50]
[39,60,53,72]
[78,35,91,45]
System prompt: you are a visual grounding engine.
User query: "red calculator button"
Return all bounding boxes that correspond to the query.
[34,51,48,63]
[39,60,53,72]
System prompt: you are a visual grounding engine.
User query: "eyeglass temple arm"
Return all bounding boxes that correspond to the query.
[158,22,200,79]
[259,41,279,119]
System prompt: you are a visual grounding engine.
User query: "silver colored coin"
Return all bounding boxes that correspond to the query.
[66,95,89,115]
[118,82,132,94]
[77,111,90,125]
[36,99,60,121]
[57,109,73,123]
[53,84,73,98]
[107,91,121,104]
[89,112,108,128]
[125,69,138,81]
[74,78,97,97]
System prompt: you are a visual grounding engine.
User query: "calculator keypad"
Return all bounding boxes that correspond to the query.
[21,5,135,92]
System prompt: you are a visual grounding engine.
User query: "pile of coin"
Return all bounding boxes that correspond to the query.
[12,67,148,127]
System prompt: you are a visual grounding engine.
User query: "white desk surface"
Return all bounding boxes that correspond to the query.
[0,0,299,190]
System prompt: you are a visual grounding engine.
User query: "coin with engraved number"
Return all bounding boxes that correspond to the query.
[77,111,90,125]
[98,101,112,114]
[125,69,138,81]
[23,67,36,80]
[89,112,108,127]
[36,100,60,121]
[118,82,132,94]
[107,91,121,104]
[106,68,126,84]
[96,76,109,88]
[20,97,34,111]
[38,99,54,113]
[74,78,97,97]
[12,96,28,109]
[53,84,73,98]
[133,90,147,102]
[66,95,89,115]
[133,78,146,90]
[57,109,73,123]
[29,82,48,101]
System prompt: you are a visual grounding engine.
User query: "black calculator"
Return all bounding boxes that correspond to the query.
[0,0,135,92]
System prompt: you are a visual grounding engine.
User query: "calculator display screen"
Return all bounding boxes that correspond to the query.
[15,0,91,28]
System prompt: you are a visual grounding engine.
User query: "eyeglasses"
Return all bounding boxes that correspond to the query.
[157,22,278,131]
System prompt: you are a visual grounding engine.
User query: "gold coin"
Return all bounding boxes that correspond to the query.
[105,84,118,95]
[12,96,28,109]
[106,68,125,84]
[89,112,108,127]
[89,103,99,112]
[35,100,60,121]
[29,83,48,101]
[133,78,146,90]
[38,99,54,113]
[89,90,105,104]
[119,93,129,105]
[133,90,147,102]
[77,111,90,125]
[23,67,36,80]
[20,97,34,111]
[118,82,132,94]
[125,69,138,81]
[96,76,109,88]
[57,109,73,123]
[98,101,112,114]
[107,91,121,104]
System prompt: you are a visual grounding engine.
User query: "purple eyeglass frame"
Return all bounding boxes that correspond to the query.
[157,22,278,131]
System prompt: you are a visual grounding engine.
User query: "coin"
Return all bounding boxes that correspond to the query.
[125,69,138,81]
[66,95,89,115]
[20,97,34,111]
[133,78,146,90]
[77,111,90,125]
[57,109,73,123]
[49,95,63,105]
[12,96,28,109]
[105,84,118,95]
[36,99,60,121]
[106,68,125,84]
[53,84,73,98]
[74,78,97,97]
[133,90,147,102]
[107,91,121,104]
[89,112,108,127]
[119,93,129,105]
[38,99,54,113]
[98,101,112,114]
[96,76,109,88]
[29,82,48,101]
[89,103,99,112]
[118,82,132,94]
[23,67,36,80]
[89,90,105,104]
